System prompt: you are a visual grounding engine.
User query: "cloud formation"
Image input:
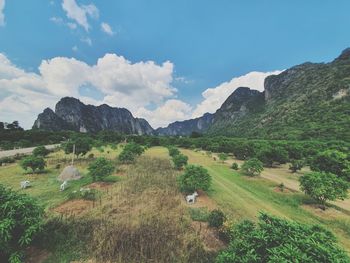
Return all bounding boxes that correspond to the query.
[101,22,114,36]
[0,0,5,26]
[191,70,283,118]
[0,53,175,129]
[62,0,99,31]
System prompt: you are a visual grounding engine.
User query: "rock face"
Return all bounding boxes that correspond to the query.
[33,97,154,135]
[156,113,214,136]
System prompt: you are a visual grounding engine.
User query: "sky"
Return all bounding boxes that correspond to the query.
[0,0,350,129]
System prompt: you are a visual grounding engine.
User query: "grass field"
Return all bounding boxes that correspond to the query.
[146,147,350,253]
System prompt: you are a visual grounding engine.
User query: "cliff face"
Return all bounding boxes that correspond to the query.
[33,97,154,135]
[156,113,214,136]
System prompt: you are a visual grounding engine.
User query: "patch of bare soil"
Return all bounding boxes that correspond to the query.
[25,247,50,263]
[191,221,226,251]
[273,186,294,193]
[183,190,217,210]
[53,199,94,216]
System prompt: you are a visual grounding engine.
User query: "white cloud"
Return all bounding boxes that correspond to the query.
[62,0,99,31]
[50,16,63,25]
[0,53,175,129]
[67,22,77,29]
[72,45,78,52]
[137,100,192,128]
[0,0,5,26]
[80,37,92,46]
[192,70,283,118]
[101,22,114,36]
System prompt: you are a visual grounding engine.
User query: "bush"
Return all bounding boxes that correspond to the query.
[208,209,225,228]
[218,153,228,163]
[63,137,92,157]
[289,159,304,173]
[20,155,46,173]
[241,158,264,176]
[0,156,15,166]
[299,172,348,209]
[177,165,211,193]
[32,146,49,157]
[216,213,350,263]
[118,143,144,164]
[172,153,188,170]
[189,208,210,222]
[88,157,115,182]
[310,150,350,180]
[168,147,180,157]
[231,163,239,170]
[0,184,44,262]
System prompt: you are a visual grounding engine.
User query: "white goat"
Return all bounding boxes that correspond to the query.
[20,180,31,189]
[60,180,68,191]
[186,191,199,204]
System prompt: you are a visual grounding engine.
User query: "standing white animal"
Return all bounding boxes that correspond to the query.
[186,191,199,204]
[20,180,31,189]
[60,180,68,191]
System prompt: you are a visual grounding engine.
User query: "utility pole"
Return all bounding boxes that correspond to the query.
[71,144,75,166]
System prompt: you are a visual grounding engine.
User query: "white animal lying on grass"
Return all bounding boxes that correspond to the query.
[20,180,31,189]
[186,191,199,204]
[60,180,68,191]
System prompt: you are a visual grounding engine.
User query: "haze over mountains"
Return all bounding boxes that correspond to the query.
[33,48,350,140]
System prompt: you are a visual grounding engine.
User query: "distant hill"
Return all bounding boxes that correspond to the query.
[33,97,154,135]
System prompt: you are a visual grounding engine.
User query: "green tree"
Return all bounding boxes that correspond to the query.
[257,146,289,167]
[208,209,226,228]
[231,163,239,170]
[63,137,92,157]
[20,155,46,173]
[88,157,115,182]
[168,147,180,157]
[299,172,348,209]
[172,153,188,170]
[177,165,211,193]
[0,184,44,263]
[241,158,264,176]
[123,142,144,156]
[216,213,349,263]
[218,153,228,163]
[118,142,144,164]
[32,146,49,157]
[289,159,304,173]
[310,150,350,180]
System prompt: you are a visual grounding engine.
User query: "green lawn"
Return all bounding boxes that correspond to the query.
[146,147,350,253]
[0,145,122,210]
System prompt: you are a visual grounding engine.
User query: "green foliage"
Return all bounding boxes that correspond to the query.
[257,146,289,167]
[63,137,92,157]
[208,209,225,228]
[216,213,350,263]
[20,155,46,173]
[310,150,350,180]
[0,184,44,262]
[231,163,239,170]
[177,165,211,193]
[118,142,144,164]
[299,172,349,208]
[0,156,16,166]
[32,146,49,157]
[189,207,210,222]
[172,153,188,170]
[168,147,180,157]
[289,159,304,173]
[241,158,264,176]
[88,157,115,182]
[218,153,228,162]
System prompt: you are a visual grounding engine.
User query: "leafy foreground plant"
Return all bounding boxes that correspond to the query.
[0,184,44,263]
[177,164,212,193]
[216,213,350,263]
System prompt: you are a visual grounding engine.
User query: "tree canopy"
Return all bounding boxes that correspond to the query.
[177,165,211,193]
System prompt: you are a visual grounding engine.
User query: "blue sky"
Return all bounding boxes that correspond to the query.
[0,0,350,129]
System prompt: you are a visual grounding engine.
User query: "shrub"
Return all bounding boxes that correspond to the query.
[216,213,350,263]
[241,158,264,176]
[299,172,348,209]
[177,165,211,193]
[289,159,304,173]
[88,153,94,159]
[0,184,44,262]
[0,156,15,166]
[189,208,210,222]
[32,146,49,157]
[172,153,188,170]
[118,143,144,164]
[63,137,92,157]
[231,163,239,170]
[88,157,115,182]
[20,155,46,173]
[310,150,350,180]
[168,147,180,157]
[218,153,228,163]
[208,209,225,228]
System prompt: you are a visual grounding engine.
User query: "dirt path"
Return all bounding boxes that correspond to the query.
[0,144,59,158]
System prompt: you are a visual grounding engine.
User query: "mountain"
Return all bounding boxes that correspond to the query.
[33,97,154,135]
[207,49,350,140]
[156,113,214,136]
